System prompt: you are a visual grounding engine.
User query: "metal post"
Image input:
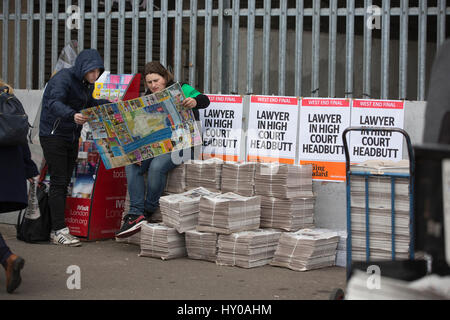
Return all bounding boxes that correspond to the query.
[65,0,72,46]
[204,0,213,93]
[381,0,390,100]
[189,0,198,86]
[294,0,304,98]
[14,0,21,88]
[246,0,255,95]
[160,0,168,68]
[91,0,98,49]
[328,0,337,98]
[78,0,85,52]
[104,0,111,71]
[345,0,355,99]
[2,0,9,83]
[279,0,287,96]
[174,0,182,81]
[26,0,33,89]
[118,0,125,74]
[418,1,428,101]
[262,0,271,95]
[131,0,139,74]
[311,0,320,97]
[146,0,154,63]
[363,0,372,98]
[39,0,46,89]
[231,0,240,94]
[399,0,409,100]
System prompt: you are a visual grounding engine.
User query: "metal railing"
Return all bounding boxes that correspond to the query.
[1,0,449,100]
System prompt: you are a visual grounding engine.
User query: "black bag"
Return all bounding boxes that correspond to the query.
[16,181,52,243]
[0,86,30,146]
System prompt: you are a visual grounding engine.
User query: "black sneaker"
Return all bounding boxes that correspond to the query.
[115,214,146,239]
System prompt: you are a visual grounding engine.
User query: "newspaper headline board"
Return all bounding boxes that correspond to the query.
[200,95,244,162]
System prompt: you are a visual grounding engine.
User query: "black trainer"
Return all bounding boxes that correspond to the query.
[115,214,147,239]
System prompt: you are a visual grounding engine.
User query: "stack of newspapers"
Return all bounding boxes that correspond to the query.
[260,196,315,231]
[185,230,218,262]
[160,187,219,233]
[216,229,282,268]
[254,163,313,199]
[335,230,347,267]
[350,160,411,261]
[139,223,187,260]
[186,158,224,192]
[165,163,186,194]
[197,193,261,234]
[271,228,339,271]
[220,162,256,196]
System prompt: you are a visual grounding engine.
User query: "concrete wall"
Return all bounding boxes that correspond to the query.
[0,90,427,232]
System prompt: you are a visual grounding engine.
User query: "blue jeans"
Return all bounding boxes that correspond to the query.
[125,152,178,216]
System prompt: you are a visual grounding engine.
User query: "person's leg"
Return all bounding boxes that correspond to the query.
[40,136,81,246]
[40,136,72,231]
[116,160,151,238]
[0,233,12,268]
[0,233,24,294]
[144,153,178,214]
[125,159,151,216]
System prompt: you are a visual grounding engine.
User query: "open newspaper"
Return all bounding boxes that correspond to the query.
[81,82,202,169]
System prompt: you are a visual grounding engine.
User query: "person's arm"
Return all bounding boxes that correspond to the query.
[45,72,78,121]
[181,83,210,110]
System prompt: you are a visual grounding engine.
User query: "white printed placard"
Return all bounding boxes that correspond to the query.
[201,95,243,161]
[350,100,405,162]
[247,95,299,164]
[298,98,351,181]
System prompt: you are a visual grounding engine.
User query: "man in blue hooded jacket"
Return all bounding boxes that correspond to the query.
[39,49,109,247]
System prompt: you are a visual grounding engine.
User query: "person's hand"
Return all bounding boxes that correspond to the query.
[28,175,39,183]
[182,97,197,110]
[74,113,89,125]
[136,161,142,167]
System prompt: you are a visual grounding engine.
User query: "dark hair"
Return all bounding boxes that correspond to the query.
[143,61,174,84]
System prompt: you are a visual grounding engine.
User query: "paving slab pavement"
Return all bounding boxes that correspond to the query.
[0,224,346,300]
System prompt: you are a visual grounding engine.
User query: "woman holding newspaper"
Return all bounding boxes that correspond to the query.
[115,61,210,238]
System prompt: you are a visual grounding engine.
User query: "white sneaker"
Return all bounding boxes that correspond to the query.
[51,227,81,247]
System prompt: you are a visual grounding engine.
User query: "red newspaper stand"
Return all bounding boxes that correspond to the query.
[64,73,141,241]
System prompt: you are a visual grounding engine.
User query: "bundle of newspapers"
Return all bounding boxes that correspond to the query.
[185,158,224,192]
[271,228,339,271]
[165,163,186,194]
[260,196,315,231]
[335,230,347,267]
[139,223,187,260]
[216,229,282,268]
[197,193,261,234]
[160,187,219,233]
[254,163,313,199]
[350,160,411,261]
[185,230,218,262]
[220,162,256,196]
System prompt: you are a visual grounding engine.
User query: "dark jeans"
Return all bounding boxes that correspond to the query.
[40,136,78,231]
[0,233,12,268]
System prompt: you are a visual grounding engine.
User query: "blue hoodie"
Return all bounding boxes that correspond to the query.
[39,49,109,142]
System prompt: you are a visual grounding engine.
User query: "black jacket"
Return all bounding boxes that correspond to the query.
[0,144,39,213]
[39,49,109,143]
